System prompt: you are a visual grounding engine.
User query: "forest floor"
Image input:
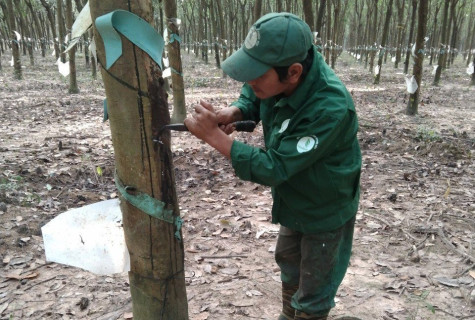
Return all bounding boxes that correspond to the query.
[0,49,474,320]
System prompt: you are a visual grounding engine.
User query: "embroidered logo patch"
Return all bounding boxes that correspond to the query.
[297,136,318,153]
[278,119,290,133]
[244,26,260,49]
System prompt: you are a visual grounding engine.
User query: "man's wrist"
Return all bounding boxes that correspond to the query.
[207,129,233,159]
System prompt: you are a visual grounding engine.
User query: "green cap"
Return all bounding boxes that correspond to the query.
[222,12,313,82]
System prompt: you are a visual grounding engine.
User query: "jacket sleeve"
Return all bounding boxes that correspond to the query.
[230,107,357,187]
[230,83,261,122]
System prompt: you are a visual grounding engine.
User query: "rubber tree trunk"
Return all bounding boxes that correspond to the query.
[406,0,427,115]
[65,0,79,93]
[369,0,379,73]
[253,0,262,21]
[39,0,60,59]
[302,0,314,32]
[471,53,475,86]
[56,0,67,63]
[374,0,393,85]
[6,0,22,80]
[394,0,405,69]
[433,0,450,86]
[89,1,188,319]
[209,0,221,68]
[163,0,186,124]
[403,0,417,74]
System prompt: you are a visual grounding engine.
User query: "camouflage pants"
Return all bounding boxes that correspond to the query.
[275,216,356,317]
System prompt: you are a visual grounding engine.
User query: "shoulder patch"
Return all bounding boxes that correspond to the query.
[297,136,318,153]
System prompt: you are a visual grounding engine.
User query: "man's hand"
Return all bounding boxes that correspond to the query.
[184,100,234,159]
[216,106,243,134]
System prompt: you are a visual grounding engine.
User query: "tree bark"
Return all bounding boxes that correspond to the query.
[6,0,22,79]
[403,0,417,74]
[89,1,188,318]
[253,0,262,21]
[471,53,475,86]
[39,0,60,59]
[56,0,67,63]
[163,0,186,123]
[65,0,79,93]
[302,0,314,32]
[406,0,427,115]
[394,0,405,69]
[433,0,450,85]
[374,0,393,84]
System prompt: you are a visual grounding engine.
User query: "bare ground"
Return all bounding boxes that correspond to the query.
[0,49,474,320]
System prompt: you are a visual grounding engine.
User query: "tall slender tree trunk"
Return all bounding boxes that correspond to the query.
[330,0,341,69]
[407,0,427,115]
[65,0,79,93]
[209,0,221,68]
[394,0,405,69]
[369,0,378,73]
[471,54,475,86]
[216,0,227,63]
[57,0,67,63]
[433,0,450,85]
[254,0,262,20]
[89,1,188,319]
[374,0,393,84]
[325,0,332,64]
[403,0,417,74]
[164,0,186,123]
[302,0,314,32]
[6,0,22,79]
[40,0,60,59]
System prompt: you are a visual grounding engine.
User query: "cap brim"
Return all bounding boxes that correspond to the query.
[222,47,271,82]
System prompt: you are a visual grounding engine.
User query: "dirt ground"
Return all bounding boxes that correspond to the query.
[0,48,474,320]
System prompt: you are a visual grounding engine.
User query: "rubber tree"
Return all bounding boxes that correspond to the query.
[39,0,60,59]
[374,0,393,84]
[406,0,428,115]
[302,0,314,32]
[65,0,79,93]
[403,0,417,74]
[89,1,188,319]
[433,0,450,85]
[25,0,47,58]
[393,0,405,69]
[163,0,186,123]
[6,0,22,79]
[56,0,67,62]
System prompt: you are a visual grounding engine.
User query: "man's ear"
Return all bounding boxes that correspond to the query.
[287,63,303,84]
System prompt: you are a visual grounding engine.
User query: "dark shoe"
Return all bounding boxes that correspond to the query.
[281,282,299,319]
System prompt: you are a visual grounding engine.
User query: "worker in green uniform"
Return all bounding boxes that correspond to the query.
[184,12,361,320]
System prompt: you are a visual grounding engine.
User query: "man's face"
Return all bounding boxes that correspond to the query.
[247,68,289,99]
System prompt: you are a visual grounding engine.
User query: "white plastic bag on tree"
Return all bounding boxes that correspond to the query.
[467,62,474,76]
[432,65,438,75]
[374,65,380,75]
[405,75,418,94]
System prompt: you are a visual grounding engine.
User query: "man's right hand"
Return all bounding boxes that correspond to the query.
[216,106,243,134]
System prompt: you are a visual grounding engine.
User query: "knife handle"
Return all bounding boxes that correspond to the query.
[234,120,256,132]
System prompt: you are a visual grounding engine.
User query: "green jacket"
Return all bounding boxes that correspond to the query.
[230,46,361,233]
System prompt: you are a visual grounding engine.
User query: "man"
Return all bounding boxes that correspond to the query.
[184,13,361,320]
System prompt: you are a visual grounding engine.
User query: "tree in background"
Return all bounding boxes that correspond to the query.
[65,0,79,93]
[433,0,450,85]
[374,0,393,85]
[406,0,428,115]
[6,0,22,79]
